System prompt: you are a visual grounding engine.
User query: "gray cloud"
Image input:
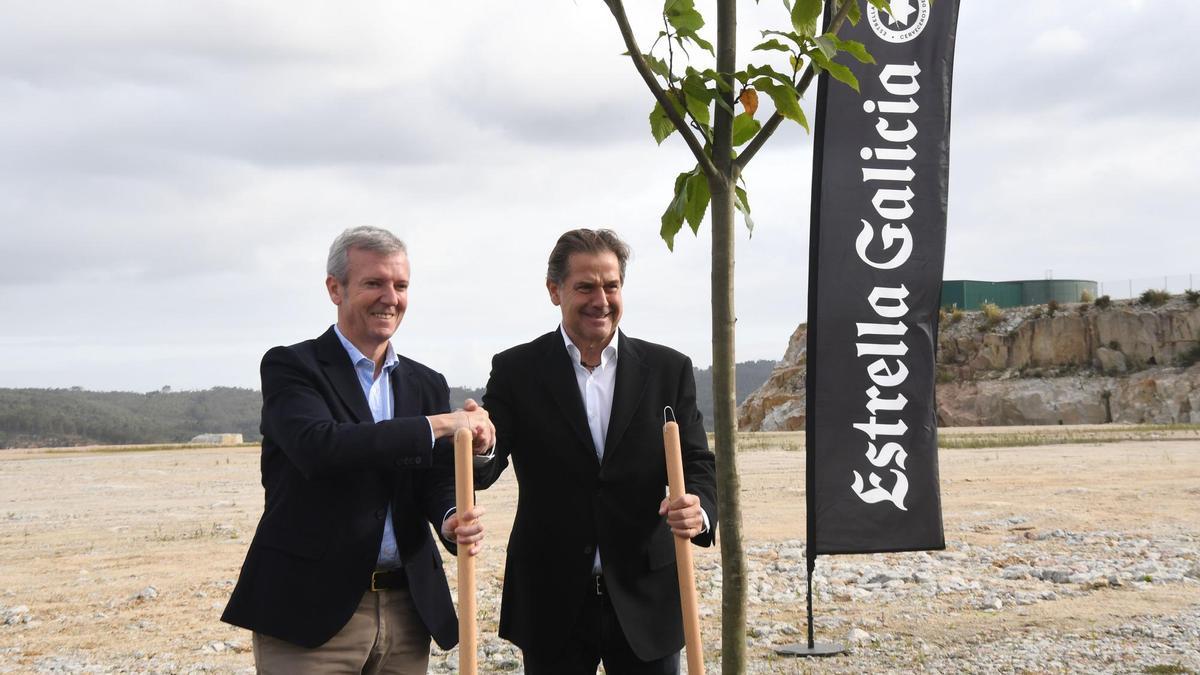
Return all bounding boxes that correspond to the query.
[1,1,1197,391]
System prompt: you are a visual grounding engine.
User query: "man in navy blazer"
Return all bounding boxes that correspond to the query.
[222,226,493,673]
[477,229,717,674]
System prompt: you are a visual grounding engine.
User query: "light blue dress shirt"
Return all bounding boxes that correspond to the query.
[332,325,405,570]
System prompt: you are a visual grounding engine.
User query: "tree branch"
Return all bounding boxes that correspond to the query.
[734,0,857,172]
[603,0,720,180]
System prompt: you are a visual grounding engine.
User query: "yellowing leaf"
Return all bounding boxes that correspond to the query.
[739,88,759,117]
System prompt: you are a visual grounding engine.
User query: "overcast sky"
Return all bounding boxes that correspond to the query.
[2,1,1197,392]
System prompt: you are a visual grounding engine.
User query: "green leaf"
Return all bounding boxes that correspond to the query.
[846,0,862,26]
[791,0,821,36]
[649,101,677,144]
[810,49,860,92]
[867,0,891,13]
[760,29,807,50]
[756,80,809,132]
[681,72,713,127]
[814,35,836,59]
[682,69,712,99]
[731,112,762,146]
[753,38,792,52]
[701,68,733,93]
[665,0,705,33]
[745,63,795,88]
[833,37,875,64]
[683,171,710,233]
[643,53,671,80]
[734,186,754,234]
[678,28,714,55]
[685,94,711,127]
[660,171,692,250]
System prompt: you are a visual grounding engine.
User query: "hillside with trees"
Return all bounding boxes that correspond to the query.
[0,387,262,448]
[693,359,778,431]
[0,364,775,448]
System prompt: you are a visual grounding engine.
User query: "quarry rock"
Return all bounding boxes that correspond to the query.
[739,298,1200,429]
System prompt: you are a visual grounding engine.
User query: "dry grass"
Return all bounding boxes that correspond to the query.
[718,424,1200,452]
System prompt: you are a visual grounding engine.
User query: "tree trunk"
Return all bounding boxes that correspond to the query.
[710,1,746,671]
[710,179,745,674]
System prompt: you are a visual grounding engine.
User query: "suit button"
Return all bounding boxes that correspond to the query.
[583,545,594,556]
[414,456,422,465]
[375,509,385,520]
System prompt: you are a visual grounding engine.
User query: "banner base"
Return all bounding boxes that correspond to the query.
[775,642,846,657]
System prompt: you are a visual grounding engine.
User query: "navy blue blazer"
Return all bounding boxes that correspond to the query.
[221,327,459,649]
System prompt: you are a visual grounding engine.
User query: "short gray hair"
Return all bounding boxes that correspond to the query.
[546,228,631,286]
[327,226,407,284]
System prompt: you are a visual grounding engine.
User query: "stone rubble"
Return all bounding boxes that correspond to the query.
[3,530,1197,673]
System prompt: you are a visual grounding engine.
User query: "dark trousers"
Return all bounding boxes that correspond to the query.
[522,577,680,675]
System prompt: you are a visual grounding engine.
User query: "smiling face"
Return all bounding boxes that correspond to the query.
[326,247,409,360]
[548,250,623,353]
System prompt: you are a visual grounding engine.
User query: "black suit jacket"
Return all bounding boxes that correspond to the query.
[478,329,717,661]
[221,327,460,649]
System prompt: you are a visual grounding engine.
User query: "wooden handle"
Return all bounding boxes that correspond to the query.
[663,421,705,675]
[454,427,477,675]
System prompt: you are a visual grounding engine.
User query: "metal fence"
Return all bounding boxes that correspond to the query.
[1097,274,1200,300]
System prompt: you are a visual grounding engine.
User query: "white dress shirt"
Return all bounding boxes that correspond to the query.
[559,327,708,574]
[561,327,619,461]
[560,327,617,573]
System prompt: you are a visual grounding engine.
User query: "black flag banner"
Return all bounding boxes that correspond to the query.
[806,0,960,555]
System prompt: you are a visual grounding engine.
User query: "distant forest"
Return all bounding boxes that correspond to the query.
[0,387,263,448]
[692,359,777,431]
[0,361,776,447]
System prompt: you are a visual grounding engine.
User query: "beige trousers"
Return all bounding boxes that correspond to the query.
[252,587,432,674]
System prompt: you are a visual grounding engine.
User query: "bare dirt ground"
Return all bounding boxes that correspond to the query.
[1,430,1198,673]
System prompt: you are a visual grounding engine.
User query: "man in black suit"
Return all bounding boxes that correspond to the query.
[477,228,717,674]
[222,226,493,673]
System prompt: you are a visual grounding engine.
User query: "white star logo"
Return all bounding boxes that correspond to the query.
[885,0,917,27]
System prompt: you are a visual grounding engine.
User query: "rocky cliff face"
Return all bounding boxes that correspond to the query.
[738,298,1200,430]
[736,324,807,431]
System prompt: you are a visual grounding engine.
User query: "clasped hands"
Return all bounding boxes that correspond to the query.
[429,398,495,454]
[456,399,494,454]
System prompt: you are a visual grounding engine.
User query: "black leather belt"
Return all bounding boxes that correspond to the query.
[370,569,408,591]
[592,574,606,596]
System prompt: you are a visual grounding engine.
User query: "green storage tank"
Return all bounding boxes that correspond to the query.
[941,279,1097,310]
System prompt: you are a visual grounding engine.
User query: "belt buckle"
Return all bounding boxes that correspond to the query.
[370,571,383,592]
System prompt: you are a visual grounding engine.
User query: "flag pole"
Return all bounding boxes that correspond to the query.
[774,552,844,657]
[776,2,843,654]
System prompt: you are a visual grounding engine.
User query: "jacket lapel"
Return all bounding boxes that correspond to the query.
[390,357,419,417]
[601,331,648,466]
[316,327,374,424]
[535,330,600,464]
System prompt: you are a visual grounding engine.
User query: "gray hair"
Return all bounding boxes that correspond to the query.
[327,226,407,284]
[546,228,631,286]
